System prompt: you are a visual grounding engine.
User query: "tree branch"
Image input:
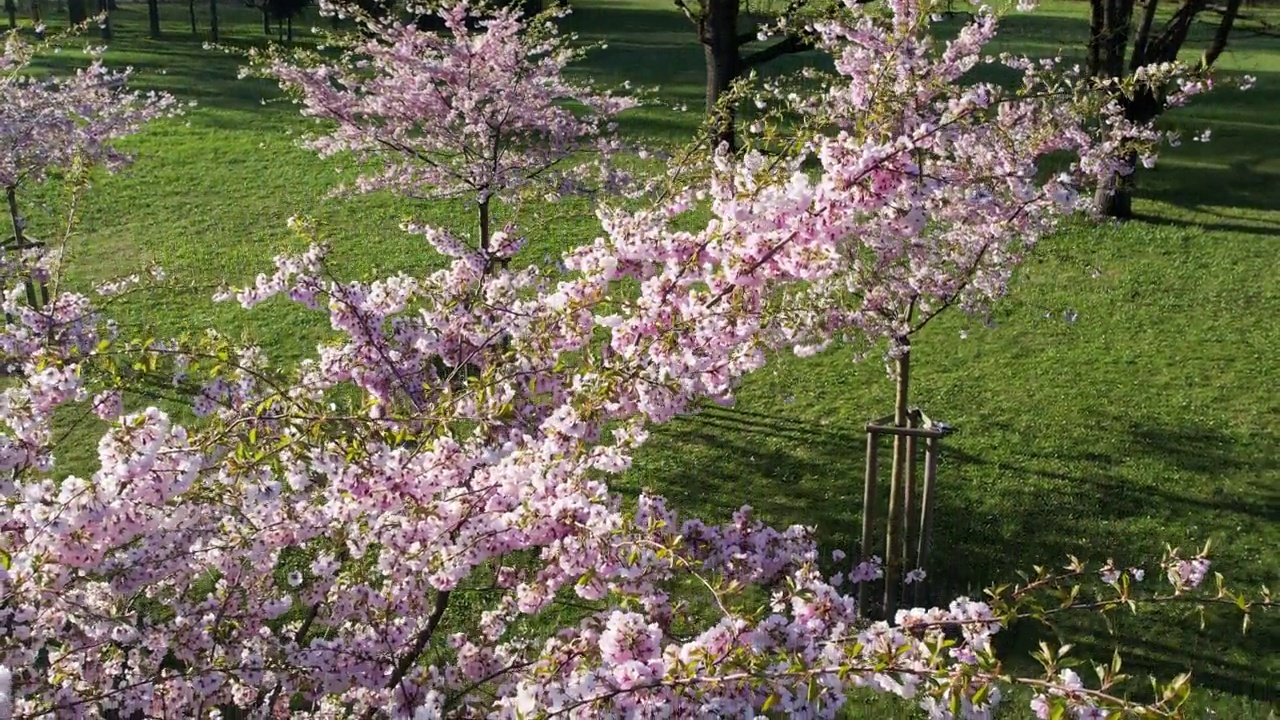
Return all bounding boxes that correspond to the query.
[360,589,452,720]
[1129,0,1159,71]
[1201,0,1242,68]
[742,33,810,68]
[1146,0,1209,65]
[673,0,700,27]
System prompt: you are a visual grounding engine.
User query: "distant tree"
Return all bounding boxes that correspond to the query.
[5,0,16,30]
[147,0,161,37]
[340,0,541,29]
[210,0,219,41]
[30,0,42,37]
[273,0,312,41]
[1088,0,1262,217]
[248,0,272,33]
[68,0,87,24]
[189,0,198,34]
[671,0,838,150]
[247,0,313,40]
[96,0,111,38]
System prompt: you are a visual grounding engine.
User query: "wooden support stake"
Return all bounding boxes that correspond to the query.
[915,435,940,607]
[858,429,879,617]
[882,348,909,619]
[901,412,918,602]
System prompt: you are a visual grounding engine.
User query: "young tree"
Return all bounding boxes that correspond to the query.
[257,0,637,253]
[1,31,178,278]
[4,0,15,30]
[0,2,1268,718]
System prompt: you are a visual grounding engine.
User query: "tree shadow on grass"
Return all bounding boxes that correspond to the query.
[628,404,1279,703]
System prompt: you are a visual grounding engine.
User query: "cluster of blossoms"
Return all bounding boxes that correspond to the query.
[0,31,179,194]
[0,2,1268,719]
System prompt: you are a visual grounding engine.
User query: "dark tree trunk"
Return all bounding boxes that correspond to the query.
[147,0,160,37]
[1086,0,1137,218]
[97,0,111,38]
[1202,0,1243,68]
[277,14,283,42]
[1094,153,1136,219]
[262,7,270,34]
[701,0,741,151]
[1089,0,1242,217]
[5,0,16,30]
[68,0,87,25]
[1129,0,1159,70]
[287,13,292,43]
[189,0,197,34]
[1087,0,1134,78]
[209,0,218,41]
[29,0,42,37]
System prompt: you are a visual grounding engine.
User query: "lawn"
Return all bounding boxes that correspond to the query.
[10,0,1280,716]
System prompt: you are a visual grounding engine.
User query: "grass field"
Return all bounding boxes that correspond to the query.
[10,0,1280,716]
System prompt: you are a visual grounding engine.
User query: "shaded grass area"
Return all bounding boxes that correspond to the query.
[9,0,1280,716]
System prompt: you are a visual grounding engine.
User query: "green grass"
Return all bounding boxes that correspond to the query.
[9,0,1280,716]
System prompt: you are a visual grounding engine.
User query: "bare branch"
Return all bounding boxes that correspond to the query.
[1201,0,1243,68]
[742,33,810,68]
[673,0,700,27]
[1129,0,1159,71]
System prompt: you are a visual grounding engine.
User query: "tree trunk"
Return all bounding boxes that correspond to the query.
[262,7,270,34]
[97,0,111,39]
[209,0,218,41]
[147,0,160,37]
[882,342,910,620]
[1088,0,1134,78]
[277,15,283,42]
[1088,0,1136,218]
[701,0,741,152]
[30,0,42,38]
[189,0,197,34]
[68,0,86,25]
[5,0,16,30]
[287,14,292,44]
[1202,0,1243,68]
[5,186,41,310]
[1129,0,1158,70]
[1094,87,1159,218]
[5,186,24,249]
[1094,167,1134,219]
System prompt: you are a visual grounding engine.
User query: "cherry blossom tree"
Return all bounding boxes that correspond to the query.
[254,0,638,255]
[0,2,1270,718]
[1,30,178,308]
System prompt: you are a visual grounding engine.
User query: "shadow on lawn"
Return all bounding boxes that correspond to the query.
[633,404,1278,702]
